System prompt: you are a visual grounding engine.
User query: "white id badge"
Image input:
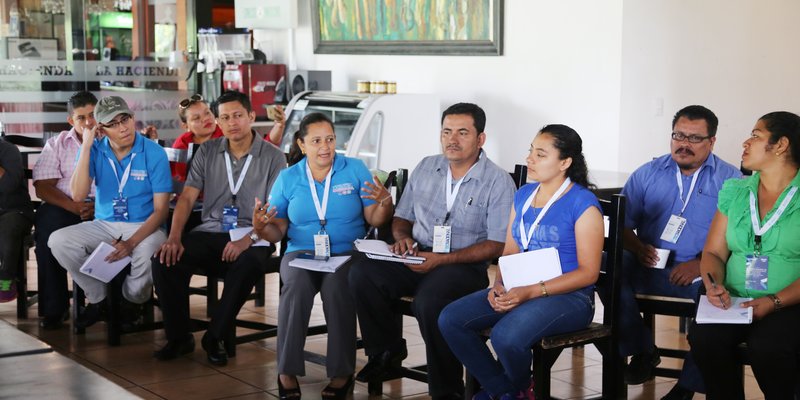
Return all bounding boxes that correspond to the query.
[314,234,330,258]
[432,225,452,253]
[659,215,687,243]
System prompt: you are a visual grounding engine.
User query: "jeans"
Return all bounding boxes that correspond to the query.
[610,250,704,392]
[349,253,488,399]
[439,287,594,396]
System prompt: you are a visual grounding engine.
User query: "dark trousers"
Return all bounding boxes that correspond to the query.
[34,203,82,317]
[151,231,272,342]
[0,211,33,280]
[349,253,488,399]
[689,302,800,400]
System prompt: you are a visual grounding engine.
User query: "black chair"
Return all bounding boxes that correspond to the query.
[72,268,162,346]
[364,165,527,396]
[2,133,45,319]
[530,194,626,399]
[464,194,627,400]
[634,293,695,378]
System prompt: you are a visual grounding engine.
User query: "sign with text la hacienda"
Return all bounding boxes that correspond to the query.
[0,60,191,82]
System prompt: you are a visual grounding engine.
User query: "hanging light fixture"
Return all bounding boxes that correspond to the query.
[41,0,65,14]
[114,0,132,12]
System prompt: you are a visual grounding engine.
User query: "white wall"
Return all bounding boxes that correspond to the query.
[254,0,624,173]
[619,0,800,172]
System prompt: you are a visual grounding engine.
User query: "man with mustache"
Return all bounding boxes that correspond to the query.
[349,103,516,399]
[615,105,741,400]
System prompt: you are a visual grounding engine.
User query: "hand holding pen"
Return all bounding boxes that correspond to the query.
[391,238,418,257]
[706,272,729,310]
[403,242,419,257]
[106,234,133,262]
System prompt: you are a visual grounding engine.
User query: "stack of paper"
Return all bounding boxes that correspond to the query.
[696,295,753,324]
[79,242,132,283]
[288,256,351,273]
[353,239,425,265]
[498,247,562,290]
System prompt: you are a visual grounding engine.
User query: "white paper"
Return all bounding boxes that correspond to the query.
[228,227,270,247]
[696,295,753,324]
[288,255,351,273]
[353,239,395,256]
[499,247,563,290]
[354,239,426,265]
[78,242,132,283]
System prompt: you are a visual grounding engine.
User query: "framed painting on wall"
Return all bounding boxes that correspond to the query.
[312,0,503,56]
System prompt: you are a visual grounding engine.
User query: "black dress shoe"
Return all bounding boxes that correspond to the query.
[75,301,106,329]
[154,334,196,361]
[660,384,694,400]
[201,332,228,366]
[40,311,69,330]
[356,341,408,382]
[120,301,145,333]
[625,347,661,384]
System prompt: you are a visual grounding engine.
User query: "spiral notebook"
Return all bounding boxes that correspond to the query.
[354,239,425,265]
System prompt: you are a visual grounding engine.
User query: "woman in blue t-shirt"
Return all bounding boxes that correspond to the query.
[439,124,605,400]
[252,113,394,400]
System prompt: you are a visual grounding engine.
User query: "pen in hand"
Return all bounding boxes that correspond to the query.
[403,242,418,257]
[114,235,123,244]
[707,272,726,309]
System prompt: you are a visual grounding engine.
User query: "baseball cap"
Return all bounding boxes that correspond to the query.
[95,96,134,125]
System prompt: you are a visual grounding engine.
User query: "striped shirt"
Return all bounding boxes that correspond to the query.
[32,128,95,199]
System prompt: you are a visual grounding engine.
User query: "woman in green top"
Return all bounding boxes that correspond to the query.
[690,111,800,400]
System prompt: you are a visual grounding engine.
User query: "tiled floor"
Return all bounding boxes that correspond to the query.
[0,256,767,399]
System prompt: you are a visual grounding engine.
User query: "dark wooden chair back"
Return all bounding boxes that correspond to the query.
[528,194,627,399]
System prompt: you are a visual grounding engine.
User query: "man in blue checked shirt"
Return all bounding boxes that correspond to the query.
[349,103,516,400]
[615,105,742,400]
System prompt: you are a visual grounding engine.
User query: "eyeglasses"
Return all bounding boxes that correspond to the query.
[102,114,131,130]
[179,94,204,109]
[671,132,711,143]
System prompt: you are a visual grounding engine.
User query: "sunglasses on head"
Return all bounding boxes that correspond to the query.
[179,94,204,109]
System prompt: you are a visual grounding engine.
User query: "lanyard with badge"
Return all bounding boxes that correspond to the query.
[660,166,701,243]
[745,186,797,291]
[222,152,253,231]
[519,178,572,250]
[306,162,333,258]
[434,163,479,253]
[107,153,136,221]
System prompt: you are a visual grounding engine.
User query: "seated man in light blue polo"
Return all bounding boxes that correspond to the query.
[49,96,171,329]
[616,105,742,400]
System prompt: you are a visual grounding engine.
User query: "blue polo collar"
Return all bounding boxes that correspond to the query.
[98,131,145,161]
[300,153,346,182]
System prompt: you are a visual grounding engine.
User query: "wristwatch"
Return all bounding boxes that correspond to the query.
[767,294,783,311]
[248,231,260,244]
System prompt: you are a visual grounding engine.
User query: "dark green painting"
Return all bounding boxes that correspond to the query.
[312,0,503,56]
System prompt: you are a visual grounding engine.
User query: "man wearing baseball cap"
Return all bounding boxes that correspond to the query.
[49,95,172,329]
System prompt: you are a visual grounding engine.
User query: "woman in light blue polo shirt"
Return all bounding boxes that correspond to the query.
[252,113,394,400]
